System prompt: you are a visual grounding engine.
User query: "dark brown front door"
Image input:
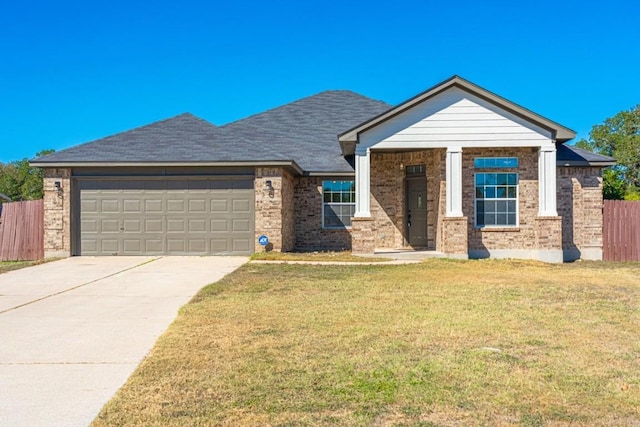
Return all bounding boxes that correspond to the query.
[406,178,427,246]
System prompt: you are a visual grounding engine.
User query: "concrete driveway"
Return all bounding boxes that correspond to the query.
[0,256,246,427]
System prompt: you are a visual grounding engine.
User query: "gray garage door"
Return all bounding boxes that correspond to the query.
[78,178,254,255]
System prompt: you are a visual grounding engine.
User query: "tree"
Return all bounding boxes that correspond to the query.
[575,104,640,199]
[0,149,55,201]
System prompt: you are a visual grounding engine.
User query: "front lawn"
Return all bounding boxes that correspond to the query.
[93,259,640,426]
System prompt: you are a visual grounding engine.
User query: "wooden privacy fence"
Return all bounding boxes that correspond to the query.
[0,200,44,261]
[603,200,640,262]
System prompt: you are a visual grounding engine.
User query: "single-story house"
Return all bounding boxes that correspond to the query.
[32,76,615,262]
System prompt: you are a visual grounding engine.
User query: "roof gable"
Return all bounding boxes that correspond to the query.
[339,76,576,154]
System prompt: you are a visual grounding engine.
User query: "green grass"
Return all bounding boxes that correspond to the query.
[0,259,48,274]
[93,259,640,426]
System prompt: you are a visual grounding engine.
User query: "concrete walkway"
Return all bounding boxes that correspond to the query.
[0,256,246,427]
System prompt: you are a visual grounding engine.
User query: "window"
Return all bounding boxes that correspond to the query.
[475,173,518,227]
[474,157,518,169]
[323,180,355,228]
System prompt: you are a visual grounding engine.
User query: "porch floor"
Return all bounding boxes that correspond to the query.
[369,248,448,261]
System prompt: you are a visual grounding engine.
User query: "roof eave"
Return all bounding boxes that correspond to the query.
[30,160,305,175]
[556,160,617,167]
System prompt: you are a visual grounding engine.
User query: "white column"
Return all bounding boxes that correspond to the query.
[354,148,371,217]
[446,146,463,217]
[538,145,558,216]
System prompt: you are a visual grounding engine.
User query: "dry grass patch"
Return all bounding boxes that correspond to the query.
[250,250,389,262]
[0,259,50,274]
[93,259,640,426]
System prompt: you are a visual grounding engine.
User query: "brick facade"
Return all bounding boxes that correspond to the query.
[254,167,295,252]
[40,158,604,261]
[464,147,540,252]
[293,177,352,251]
[557,166,604,260]
[43,168,71,258]
[369,150,444,250]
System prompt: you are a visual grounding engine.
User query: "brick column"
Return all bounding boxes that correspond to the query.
[351,217,375,255]
[440,217,468,258]
[43,168,71,258]
[535,216,563,262]
[254,167,295,252]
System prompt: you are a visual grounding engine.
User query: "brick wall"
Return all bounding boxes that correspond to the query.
[43,168,71,258]
[293,177,352,251]
[558,166,604,260]
[464,147,540,251]
[254,167,295,252]
[370,150,444,249]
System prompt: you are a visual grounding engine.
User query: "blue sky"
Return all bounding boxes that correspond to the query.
[1,0,639,163]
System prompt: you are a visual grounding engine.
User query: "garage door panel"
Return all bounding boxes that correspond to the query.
[166,218,185,233]
[79,177,254,255]
[211,239,229,252]
[232,239,250,252]
[82,239,98,253]
[167,199,185,213]
[211,219,228,232]
[211,199,228,212]
[101,239,119,253]
[188,239,207,253]
[166,239,185,253]
[101,199,119,213]
[188,199,207,213]
[145,240,164,253]
[82,219,98,233]
[232,199,251,212]
[123,239,142,253]
[123,199,141,213]
[188,219,207,232]
[145,218,163,233]
[233,219,251,232]
[123,219,141,232]
[81,199,98,213]
[144,199,163,213]
[101,219,120,233]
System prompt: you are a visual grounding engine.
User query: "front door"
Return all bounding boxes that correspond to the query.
[406,177,427,246]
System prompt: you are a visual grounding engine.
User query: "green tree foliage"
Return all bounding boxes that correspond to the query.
[575,104,640,199]
[0,150,54,201]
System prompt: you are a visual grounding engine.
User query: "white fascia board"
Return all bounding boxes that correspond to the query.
[370,139,552,151]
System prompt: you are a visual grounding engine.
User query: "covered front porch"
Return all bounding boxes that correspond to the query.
[349,146,563,263]
[338,76,570,263]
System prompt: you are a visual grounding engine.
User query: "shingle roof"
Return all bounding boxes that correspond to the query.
[557,144,616,167]
[221,90,391,172]
[33,87,608,173]
[32,113,289,164]
[32,91,391,173]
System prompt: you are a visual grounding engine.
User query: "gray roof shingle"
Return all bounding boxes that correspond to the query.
[33,91,391,173]
[221,90,391,172]
[557,144,616,166]
[34,89,610,173]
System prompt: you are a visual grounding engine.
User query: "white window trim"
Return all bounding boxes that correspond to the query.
[322,180,356,230]
[474,172,519,228]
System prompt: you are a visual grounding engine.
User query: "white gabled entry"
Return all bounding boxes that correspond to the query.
[352,86,562,223]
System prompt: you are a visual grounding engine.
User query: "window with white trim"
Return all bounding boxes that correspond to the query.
[323,180,355,228]
[475,173,518,227]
